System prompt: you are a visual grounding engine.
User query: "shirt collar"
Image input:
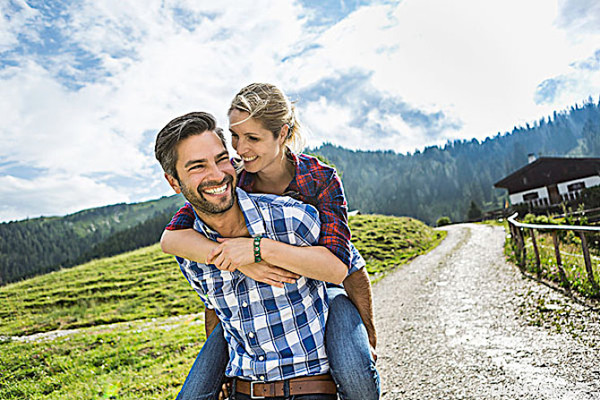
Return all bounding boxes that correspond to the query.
[190,187,266,239]
[238,151,317,197]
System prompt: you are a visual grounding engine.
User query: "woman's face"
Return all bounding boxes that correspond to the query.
[229,109,286,174]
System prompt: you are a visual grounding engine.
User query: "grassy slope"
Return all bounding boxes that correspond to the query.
[0,215,445,399]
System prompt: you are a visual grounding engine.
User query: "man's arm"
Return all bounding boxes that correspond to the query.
[343,268,377,349]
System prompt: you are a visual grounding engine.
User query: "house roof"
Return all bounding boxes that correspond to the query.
[494,157,600,194]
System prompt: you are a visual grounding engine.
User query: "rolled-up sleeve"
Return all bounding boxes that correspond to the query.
[165,203,195,230]
[316,171,352,269]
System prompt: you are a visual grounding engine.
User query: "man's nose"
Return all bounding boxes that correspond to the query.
[206,162,226,181]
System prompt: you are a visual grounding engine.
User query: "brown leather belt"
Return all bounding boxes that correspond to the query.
[234,374,337,398]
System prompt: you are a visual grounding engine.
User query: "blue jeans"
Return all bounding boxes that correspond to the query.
[176,323,229,400]
[176,287,380,400]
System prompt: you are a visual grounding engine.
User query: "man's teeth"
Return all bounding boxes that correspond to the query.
[204,184,228,194]
[242,156,258,162]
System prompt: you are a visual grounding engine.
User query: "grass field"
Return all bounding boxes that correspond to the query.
[0,214,445,399]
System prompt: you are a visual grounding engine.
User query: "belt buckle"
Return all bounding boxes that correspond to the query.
[250,380,266,399]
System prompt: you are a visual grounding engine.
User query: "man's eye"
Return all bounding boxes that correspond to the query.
[189,165,203,170]
[248,136,259,142]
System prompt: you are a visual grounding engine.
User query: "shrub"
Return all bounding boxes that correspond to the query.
[436,216,452,227]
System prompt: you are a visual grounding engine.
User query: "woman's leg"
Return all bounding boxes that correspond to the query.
[176,323,229,400]
[325,286,380,400]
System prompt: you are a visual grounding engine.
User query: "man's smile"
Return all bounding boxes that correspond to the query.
[203,183,229,195]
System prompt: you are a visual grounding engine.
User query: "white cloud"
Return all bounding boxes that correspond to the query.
[2,0,600,221]
[0,0,40,51]
[556,0,600,35]
[288,0,600,145]
[0,173,128,222]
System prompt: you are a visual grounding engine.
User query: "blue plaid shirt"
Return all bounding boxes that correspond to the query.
[176,188,330,381]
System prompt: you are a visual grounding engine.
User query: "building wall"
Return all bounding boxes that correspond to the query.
[510,187,549,205]
[510,175,600,206]
[556,176,600,194]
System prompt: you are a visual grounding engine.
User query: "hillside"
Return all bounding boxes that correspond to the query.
[0,214,444,399]
[0,195,185,285]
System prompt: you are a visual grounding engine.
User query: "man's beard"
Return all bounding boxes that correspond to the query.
[179,174,236,215]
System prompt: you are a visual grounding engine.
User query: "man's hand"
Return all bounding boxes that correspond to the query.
[238,261,300,288]
[207,237,254,271]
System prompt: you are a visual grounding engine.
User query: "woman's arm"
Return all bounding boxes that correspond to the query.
[209,237,347,285]
[161,228,217,263]
[162,230,302,285]
[261,239,347,284]
[313,166,378,348]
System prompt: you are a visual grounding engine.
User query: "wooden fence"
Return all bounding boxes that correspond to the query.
[507,212,600,293]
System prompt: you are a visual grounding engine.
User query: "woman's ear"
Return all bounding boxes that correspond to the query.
[279,124,290,145]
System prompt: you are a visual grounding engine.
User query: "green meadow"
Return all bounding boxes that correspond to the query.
[0,215,445,399]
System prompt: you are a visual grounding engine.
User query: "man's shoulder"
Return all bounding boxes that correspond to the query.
[250,192,319,220]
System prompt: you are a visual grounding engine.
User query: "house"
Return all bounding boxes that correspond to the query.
[493,156,600,208]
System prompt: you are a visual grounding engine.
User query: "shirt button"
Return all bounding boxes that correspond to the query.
[258,356,264,361]
[242,301,248,307]
[248,332,255,338]
[260,375,265,380]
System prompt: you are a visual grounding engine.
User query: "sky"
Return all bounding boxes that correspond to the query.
[1,0,600,222]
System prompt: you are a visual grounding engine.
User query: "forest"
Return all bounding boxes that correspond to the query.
[0,195,184,285]
[1,97,600,285]
[312,97,600,225]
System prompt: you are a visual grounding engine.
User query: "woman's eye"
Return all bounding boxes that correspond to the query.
[248,136,259,142]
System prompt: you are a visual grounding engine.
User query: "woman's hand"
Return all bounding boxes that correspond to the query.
[238,262,300,288]
[207,237,255,271]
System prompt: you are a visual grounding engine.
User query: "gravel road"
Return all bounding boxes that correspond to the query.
[374,223,600,400]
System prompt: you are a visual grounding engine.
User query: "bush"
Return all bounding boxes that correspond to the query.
[436,216,452,227]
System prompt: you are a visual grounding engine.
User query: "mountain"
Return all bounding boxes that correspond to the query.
[311,97,600,224]
[0,195,185,285]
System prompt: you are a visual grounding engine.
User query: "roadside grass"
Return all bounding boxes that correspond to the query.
[0,214,445,399]
[350,215,446,281]
[0,314,205,400]
[478,218,507,227]
[0,245,202,337]
[504,230,600,298]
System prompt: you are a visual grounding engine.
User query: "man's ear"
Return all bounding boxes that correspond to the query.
[165,173,182,194]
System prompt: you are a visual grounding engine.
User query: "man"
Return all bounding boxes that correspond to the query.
[155,111,344,399]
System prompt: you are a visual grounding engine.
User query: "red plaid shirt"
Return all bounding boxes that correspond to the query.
[166,153,363,270]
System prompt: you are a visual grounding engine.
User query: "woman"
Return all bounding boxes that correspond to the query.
[163,83,380,400]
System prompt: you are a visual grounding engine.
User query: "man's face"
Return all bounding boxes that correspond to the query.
[166,131,237,215]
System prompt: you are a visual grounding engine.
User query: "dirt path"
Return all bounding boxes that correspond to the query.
[5,312,204,343]
[374,223,600,400]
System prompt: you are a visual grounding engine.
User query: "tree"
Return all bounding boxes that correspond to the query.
[467,200,482,221]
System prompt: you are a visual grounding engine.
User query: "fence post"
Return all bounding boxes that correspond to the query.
[509,223,518,257]
[551,231,570,289]
[530,228,541,274]
[578,231,600,293]
[519,228,526,267]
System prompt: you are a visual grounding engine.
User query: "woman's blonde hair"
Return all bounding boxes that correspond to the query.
[228,83,304,152]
